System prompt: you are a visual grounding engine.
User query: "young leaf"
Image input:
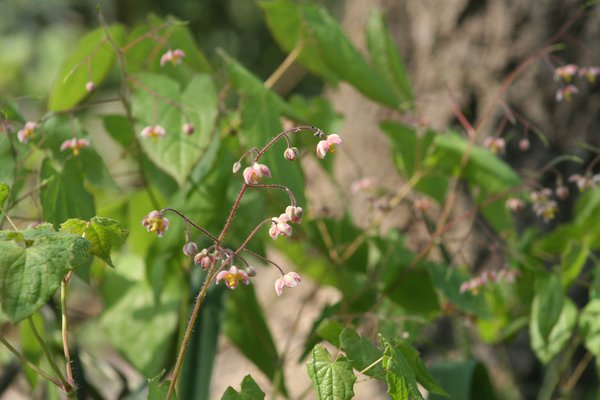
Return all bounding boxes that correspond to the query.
[530,298,577,364]
[131,73,218,186]
[39,158,96,228]
[60,217,128,267]
[339,328,385,379]
[394,342,448,397]
[102,114,136,148]
[382,343,424,400]
[223,285,288,396]
[0,182,8,209]
[49,25,125,111]
[0,226,91,323]
[221,375,265,400]
[306,345,356,400]
[148,370,177,400]
[366,10,414,106]
[533,274,565,342]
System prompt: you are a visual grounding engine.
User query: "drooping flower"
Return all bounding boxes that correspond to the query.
[86,81,96,92]
[506,197,524,212]
[555,185,569,200]
[285,206,303,224]
[275,272,301,296]
[194,248,216,270]
[182,242,198,257]
[182,123,194,135]
[142,210,169,237]
[530,188,558,222]
[160,49,186,67]
[17,121,38,144]
[283,147,299,161]
[140,125,166,139]
[568,173,600,192]
[554,64,578,82]
[556,85,579,102]
[243,162,272,185]
[483,137,505,154]
[316,134,343,159]
[518,138,530,152]
[60,138,90,156]
[269,214,292,240]
[216,265,250,289]
[579,66,600,83]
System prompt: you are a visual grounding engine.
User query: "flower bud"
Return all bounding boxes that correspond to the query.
[182,123,195,135]
[246,266,257,277]
[182,242,198,257]
[232,161,241,174]
[283,147,299,161]
[519,138,530,151]
[86,81,96,92]
[285,206,303,224]
[194,248,216,270]
[555,185,569,200]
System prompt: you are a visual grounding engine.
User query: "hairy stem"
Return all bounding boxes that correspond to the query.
[27,317,71,392]
[61,273,74,387]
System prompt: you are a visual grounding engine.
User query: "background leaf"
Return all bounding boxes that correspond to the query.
[221,375,265,400]
[306,345,356,400]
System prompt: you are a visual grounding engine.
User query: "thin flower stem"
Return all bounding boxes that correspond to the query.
[217,184,248,244]
[234,219,274,255]
[161,208,218,241]
[27,317,71,392]
[249,184,296,206]
[255,125,321,161]
[61,273,74,387]
[241,248,285,275]
[358,356,384,375]
[0,336,66,391]
[166,263,223,400]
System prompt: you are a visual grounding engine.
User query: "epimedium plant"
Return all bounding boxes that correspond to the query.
[1,1,600,400]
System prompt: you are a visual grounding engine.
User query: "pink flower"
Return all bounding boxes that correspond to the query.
[17,121,38,144]
[140,125,166,139]
[555,185,569,200]
[284,147,299,161]
[483,137,505,154]
[569,173,600,192]
[269,214,292,240]
[519,138,530,152]
[285,206,303,224]
[556,85,579,102]
[275,272,301,296]
[194,248,216,270]
[216,265,249,289]
[579,66,600,83]
[160,49,186,67]
[316,134,343,159]
[182,123,194,135]
[142,210,169,237]
[182,242,198,257]
[60,138,90,156]
[554,64,578,82]
[506,197,524,212]
[243,162,272,185]
[86,81,96,92]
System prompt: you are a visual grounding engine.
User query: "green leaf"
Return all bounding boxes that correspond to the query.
[316,319,344,347]
[49,25,125,111]
[221,375,265,400]
[0,226,91,323]
[261,1,399,107]
[559,240,589,288]
[39,158,96,228]
[339,328,385,379]
[147,370,176,400]
[530,298,577,364]
[366,10,413,106]
[0,130,16,190]
[0,182,8,209]
[60,217,128,267]
[223,285,287,396]
[131,73,218,185]
[384,268,440,318]
[100,254,182,377]
[382,343,423,400]
[394,342,448,397]
[306,345,356,400]
[533,274,565,342]
[77,147,119,190]
[428,359,495,400]
[427,263,489,318]
[103,115,136,148]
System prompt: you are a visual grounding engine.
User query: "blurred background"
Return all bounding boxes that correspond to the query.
[2,0,600,399]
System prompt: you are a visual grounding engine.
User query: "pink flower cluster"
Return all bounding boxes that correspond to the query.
[530,189,558,222]
[483,137,506,155]
[553,64,600,102]
[569,173,600,192]
[460,269,519,294]
[140,125,166,139]
[160,49,185,67]
[243,162,271,185]
[17,121,38,144]
[60,138,90,156]
[142,210,169,237]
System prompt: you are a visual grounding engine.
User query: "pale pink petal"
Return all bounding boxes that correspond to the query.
[327,134,343,145]
[316,140,329,159]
